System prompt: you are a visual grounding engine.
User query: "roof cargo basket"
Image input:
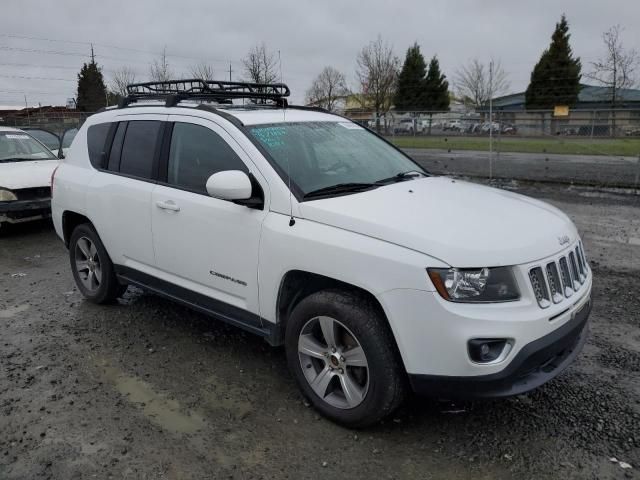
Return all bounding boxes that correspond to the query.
[119,79,290,108]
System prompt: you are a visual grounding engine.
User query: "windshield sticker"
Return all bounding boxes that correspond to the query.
[338,122,364,130]
[251,126,287,148]
[4,134,31,139]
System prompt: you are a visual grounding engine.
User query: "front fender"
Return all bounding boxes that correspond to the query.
[258,212,447,324]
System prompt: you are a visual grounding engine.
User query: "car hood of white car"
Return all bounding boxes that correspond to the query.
[0,159,59,190]
[299,176,578,267]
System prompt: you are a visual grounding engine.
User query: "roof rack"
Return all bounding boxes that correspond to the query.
[119,79,290,109]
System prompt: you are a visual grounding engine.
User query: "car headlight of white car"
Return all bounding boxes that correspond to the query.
[428,267,520,302]
[0,188,17,202]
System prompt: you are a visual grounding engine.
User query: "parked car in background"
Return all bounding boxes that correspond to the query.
[443,120,463,131]
[0,127,60,228]
[19,127,79,158]
[480,122,500,134]
[393,118,421,135]
[501,123,517,135]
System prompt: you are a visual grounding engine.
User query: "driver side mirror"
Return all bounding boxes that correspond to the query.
[205,170,263,209]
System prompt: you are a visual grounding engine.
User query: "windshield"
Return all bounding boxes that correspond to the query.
[0,132,58,162]
[249,121,425,197]
[62,128,78,148]
[22,129,60,151]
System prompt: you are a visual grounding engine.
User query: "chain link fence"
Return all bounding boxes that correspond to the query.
[1,107,639,190]
[0,110,92,136]
[344,108,640,190]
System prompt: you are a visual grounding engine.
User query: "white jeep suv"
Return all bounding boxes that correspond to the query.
[51,80,592,427]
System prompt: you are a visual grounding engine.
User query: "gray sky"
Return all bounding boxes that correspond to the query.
[0,0,638,107]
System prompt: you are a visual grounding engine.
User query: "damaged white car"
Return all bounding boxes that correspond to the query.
[0,127,60,227]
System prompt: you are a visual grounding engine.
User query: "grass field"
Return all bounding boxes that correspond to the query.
[389,135,640,157]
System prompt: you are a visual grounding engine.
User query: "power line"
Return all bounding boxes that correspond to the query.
[0,74,75,82]
[0,33,240,66]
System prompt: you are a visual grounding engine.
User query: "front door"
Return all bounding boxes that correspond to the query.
[150,116,268,317]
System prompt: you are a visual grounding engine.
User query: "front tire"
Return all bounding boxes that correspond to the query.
[285,290,406,428]
[69,224,124,304]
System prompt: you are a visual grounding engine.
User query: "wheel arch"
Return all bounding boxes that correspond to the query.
[62,210,94,247]
[273,271,401,360]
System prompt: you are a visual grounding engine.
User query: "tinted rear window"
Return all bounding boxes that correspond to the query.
[87,123,111,168]
[119,121,161,179]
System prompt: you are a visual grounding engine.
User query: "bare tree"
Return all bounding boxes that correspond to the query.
[586,25,638,107]
[190,63,215,81]
[454,59,510,108]
[586,25,639,135]
[305,66,349,112]
[356,35,399,131]
[242,43,278,84]
[149,47,173,82]
[109,66,136,97]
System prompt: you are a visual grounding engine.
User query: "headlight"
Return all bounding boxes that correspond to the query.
[0,189,17,201]
[428,267,520,302]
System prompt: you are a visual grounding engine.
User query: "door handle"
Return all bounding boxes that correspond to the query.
[156,200,180,212]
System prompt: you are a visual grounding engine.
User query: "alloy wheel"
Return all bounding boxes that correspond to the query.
[298,316,369,409]
[74,236,102,292]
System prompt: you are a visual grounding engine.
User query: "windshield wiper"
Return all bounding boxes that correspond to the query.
[375,170,426,185]
[303,182,377,199]
[0,157,41,163]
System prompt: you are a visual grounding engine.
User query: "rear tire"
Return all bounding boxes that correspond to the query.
[69,224,125,304]
[285,289,406,428]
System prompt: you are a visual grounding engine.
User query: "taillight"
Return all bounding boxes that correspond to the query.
[51,165,59,195]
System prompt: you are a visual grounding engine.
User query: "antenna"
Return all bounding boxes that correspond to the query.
[278,49,295,227]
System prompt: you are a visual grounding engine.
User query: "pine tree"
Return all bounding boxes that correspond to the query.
[525,14,582,109]
[420,56,450,134]
[422,56,450,111]
[394,43,427,111]
[76,50,107,112]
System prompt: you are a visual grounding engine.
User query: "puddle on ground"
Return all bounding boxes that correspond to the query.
[99,362,206,435]
[0,304,29,318]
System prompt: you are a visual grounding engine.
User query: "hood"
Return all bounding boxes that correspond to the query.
[299,177,577,267]
[0,159,59,190]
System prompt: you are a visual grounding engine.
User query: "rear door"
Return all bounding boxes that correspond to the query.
[86,114,167,269]
[151,116,268,316]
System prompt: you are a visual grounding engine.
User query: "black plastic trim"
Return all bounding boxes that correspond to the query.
[409,299,592,399]
[114,265,274,339]
[0,198,50,213]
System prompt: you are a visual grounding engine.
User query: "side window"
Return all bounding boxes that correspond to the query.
[119,121,162,179]
[87,123,111,168]
[107,122,127,171]
[167,123,247,193]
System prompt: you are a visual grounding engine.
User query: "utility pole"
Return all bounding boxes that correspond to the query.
[24,94,30,126]
[228,62,233,82]
[488,60,494,180]
[90,43,95,64]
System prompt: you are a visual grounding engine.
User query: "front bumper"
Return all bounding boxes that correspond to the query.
[0,198,51,224]
[408,299,591,399]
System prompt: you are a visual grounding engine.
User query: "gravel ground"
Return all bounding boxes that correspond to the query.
[0,182,638,480]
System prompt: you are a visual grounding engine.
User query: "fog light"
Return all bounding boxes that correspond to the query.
[468,339,508,363]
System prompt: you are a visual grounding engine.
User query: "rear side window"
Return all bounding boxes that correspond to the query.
[167,123,247,193]
[119,121,162,179]
[87,123,111,168]
[107,122,127,171]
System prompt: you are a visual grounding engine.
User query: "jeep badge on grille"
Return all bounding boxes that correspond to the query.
[558,235,571,246]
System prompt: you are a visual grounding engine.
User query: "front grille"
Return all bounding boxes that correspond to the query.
[529,267,550,308]
[529,242,590,309]
[545,262,564,304]
[14,187,51,201]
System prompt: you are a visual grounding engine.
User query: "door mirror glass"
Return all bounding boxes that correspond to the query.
[206,170,252,201]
